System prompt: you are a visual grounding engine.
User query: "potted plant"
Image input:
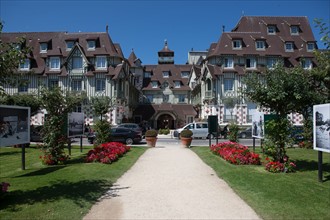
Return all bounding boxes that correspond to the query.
[180,129,193,147]
[145,129,158,147]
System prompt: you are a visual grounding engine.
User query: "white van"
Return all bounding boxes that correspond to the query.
[173,122,212,139]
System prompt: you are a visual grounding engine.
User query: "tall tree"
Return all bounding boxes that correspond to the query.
[0,21,32,96]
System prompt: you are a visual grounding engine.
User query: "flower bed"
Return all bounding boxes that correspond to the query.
[265,157,296,173]
[210,141,261,165]
[85,142,131,164]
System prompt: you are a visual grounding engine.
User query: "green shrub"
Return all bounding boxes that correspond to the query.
[180,129,193,138]
[145,129,158,137]
[159,128,170,135]
[228,123,239,142]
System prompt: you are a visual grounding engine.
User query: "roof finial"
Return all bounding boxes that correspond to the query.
[164,39,168,47]
[106,24,109,33]
[222,25,225,33]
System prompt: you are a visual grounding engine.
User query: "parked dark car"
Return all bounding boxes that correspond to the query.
[117,123,144,137]
[87,127,142,145]
[238,127,252,139]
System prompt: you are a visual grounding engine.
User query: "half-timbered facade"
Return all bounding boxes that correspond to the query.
[189,16,317,125]
[2,31,139,125]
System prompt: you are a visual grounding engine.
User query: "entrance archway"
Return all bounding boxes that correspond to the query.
[157,114,175,129]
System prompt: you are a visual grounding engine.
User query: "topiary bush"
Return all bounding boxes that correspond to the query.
[180,129,193,138]
[145,129,158,137]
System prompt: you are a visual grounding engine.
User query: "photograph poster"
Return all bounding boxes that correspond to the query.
[313,103,330,153]
[68,112,84,137]
[0,105,30,147]
[252,111,264,139]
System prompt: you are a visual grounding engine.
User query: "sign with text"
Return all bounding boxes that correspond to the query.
[68,112,85,137]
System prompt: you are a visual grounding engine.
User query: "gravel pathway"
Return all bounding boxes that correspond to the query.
[84,145,261,220]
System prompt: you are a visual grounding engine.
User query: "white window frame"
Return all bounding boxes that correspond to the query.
[233,40,242,49]
[246,57,256,69]
[19,59,30,71]
[71,80,82,91]
[72,57,83,69]
[224,57,234,68]
[307,43,315,52]
[224,78,234,92]
[267,58,277,69]
[152,81,158,88]
[181,71,189,78]
[290,26,299,35]
[87,40,95,50]
[256,41,265,50]
[285,42,294,52]
[96,79,106,91]
[96,56,107,69]
[178,94,185,103]
[267,25,276,34]
[66,41,74,51]
[162,71,169,78]
[144,72,151,78]
[49,57,60,70]
[40,43,48,53]
[301,58,312,69]
[175,81,181,88]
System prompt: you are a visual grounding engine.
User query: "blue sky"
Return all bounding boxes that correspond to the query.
[1,0,329,64]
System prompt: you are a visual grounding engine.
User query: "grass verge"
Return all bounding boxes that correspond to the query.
[0,145,147,220]
[191,147,330,220]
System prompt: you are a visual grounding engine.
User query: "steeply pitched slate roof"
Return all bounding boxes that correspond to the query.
[207,16,317,67]
[128,50,139,67]
[1,31,124,75]
[142,64,192,90]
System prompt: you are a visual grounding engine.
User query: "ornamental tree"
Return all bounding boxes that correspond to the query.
[90,96,115,145]
[39,87,85,165]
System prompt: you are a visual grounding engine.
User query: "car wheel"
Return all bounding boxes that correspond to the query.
[125,138,133,145]
[207,134,214,139]
[241,133,246,138]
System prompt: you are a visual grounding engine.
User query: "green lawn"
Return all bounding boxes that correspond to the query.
[192,146,330,220]
[0,145,147,220]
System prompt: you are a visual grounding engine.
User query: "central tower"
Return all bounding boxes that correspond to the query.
[158,40,174,64]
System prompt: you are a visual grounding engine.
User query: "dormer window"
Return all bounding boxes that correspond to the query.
[174,81,181,88]
[152,81,158,88]
[49,57,60,70]
[87,40,95,50]
[19,59,30,71]
[267,25,276,34]
[144,72,151,78]
[307,42,315,52]
[181,71,189,78]
[256,40,266,50]
[163,71,169,78]
[40,43,48,53]
[285,42,294,52]
[233,40,242,49]
[290,25,299,35]
[66,41,74,51]
[96,56,107,69]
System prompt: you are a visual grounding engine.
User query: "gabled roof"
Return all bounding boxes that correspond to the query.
[207,16,317,67]
[142,64,192,91]
[128,50,142,67]
[1,31,125,75]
